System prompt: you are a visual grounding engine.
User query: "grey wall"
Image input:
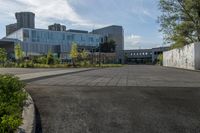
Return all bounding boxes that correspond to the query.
[195,43,200,69]
[163,43,200,70]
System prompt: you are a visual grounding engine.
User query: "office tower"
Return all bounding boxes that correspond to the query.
[6,23,17,35]
[15,12,35,29]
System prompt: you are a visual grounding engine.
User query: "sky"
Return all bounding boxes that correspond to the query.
[0,0,164,50]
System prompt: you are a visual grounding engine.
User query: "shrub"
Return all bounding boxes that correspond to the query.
[99,64,123,68]
[0,75,27,133]
[3,61,15,68]
[157,54,163,66]
[78,61,90,67]
[33,56,47,64]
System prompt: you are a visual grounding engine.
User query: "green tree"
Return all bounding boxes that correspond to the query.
[0,48,7,66]
[80,49,88,60]
[80,49,89,66]
[33,55,47,64]
[124,53,128,64]
[157,54,163,65]
[100,40,116,53]
[46,50,54,65]
[14,44,23,60]
[158,0,200,48]
[70,42,78,66]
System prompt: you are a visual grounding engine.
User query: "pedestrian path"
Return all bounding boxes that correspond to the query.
[15,68,93,81]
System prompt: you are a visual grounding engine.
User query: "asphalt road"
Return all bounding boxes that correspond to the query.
[26,65,200,133]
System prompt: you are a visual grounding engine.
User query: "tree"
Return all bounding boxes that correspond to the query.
[80,49,89,66]
[100,40,116,53]
[80,49,88,60]
[0,48,7,66]
[124,53,128,64]
[70,42,78,66]
[33,55,47,64]
[157,54,163,65]
[158,0,200,48]
[14,44,23,62]
[46,50,54,65]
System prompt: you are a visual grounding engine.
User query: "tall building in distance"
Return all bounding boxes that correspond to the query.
[6,12,35,36]
[6,23,17,36]
[15,12,35,29]
[48,23,66,31]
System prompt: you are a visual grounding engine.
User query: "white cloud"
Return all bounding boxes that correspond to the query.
[130,0,158,23]
[125,34,162,50]
[125,35,142,50]
[0,0,105,29]
[142,10,157,20]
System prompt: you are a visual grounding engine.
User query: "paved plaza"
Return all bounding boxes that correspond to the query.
[0,68,93,80]
[0,68,64,75]
[29,65,200,87]
[24,65,200,133]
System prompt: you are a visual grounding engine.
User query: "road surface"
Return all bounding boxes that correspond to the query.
[26,65,200,133]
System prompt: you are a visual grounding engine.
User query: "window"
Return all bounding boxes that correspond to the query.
[71,34,75,41]
[32,30,36,42]
[23,30,29,41]
[62,34,65,40]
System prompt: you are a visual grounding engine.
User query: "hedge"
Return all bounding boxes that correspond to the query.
[0,75,27,133]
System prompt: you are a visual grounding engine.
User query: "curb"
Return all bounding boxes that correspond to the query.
[17,92,35,133]
[16,68,98,133]
[162,66,200,73]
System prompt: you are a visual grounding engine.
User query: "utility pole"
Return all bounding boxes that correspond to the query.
[98,43,101,67]
[91,48,94,65]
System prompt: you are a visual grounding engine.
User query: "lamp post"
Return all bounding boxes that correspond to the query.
[98,43,101,67]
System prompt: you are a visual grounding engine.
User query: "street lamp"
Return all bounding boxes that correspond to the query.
[98,42,101,67]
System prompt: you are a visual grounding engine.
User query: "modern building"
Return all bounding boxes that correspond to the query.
[48,23,66,31]
[5,28,102,60]
[15,12,35,29]
[1,12,172,65]
[93,25,124,63]
[124,47,169,64]
[1,12,126,63]
[0,38,21,59]
[2,12,125,63]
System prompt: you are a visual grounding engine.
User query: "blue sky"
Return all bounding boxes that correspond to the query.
[0,0,163,49]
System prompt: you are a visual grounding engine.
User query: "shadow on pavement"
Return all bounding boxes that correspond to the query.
[35,105,42,133]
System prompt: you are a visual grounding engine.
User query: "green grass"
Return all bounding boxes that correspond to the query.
[1,61,123,68]
[0,75,27,133]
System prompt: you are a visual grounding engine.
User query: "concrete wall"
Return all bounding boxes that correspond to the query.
[163,43,200,70]
[195,44,200,69]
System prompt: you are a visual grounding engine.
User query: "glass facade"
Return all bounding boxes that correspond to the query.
[24,29,101,46]
[6,28,102,57]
